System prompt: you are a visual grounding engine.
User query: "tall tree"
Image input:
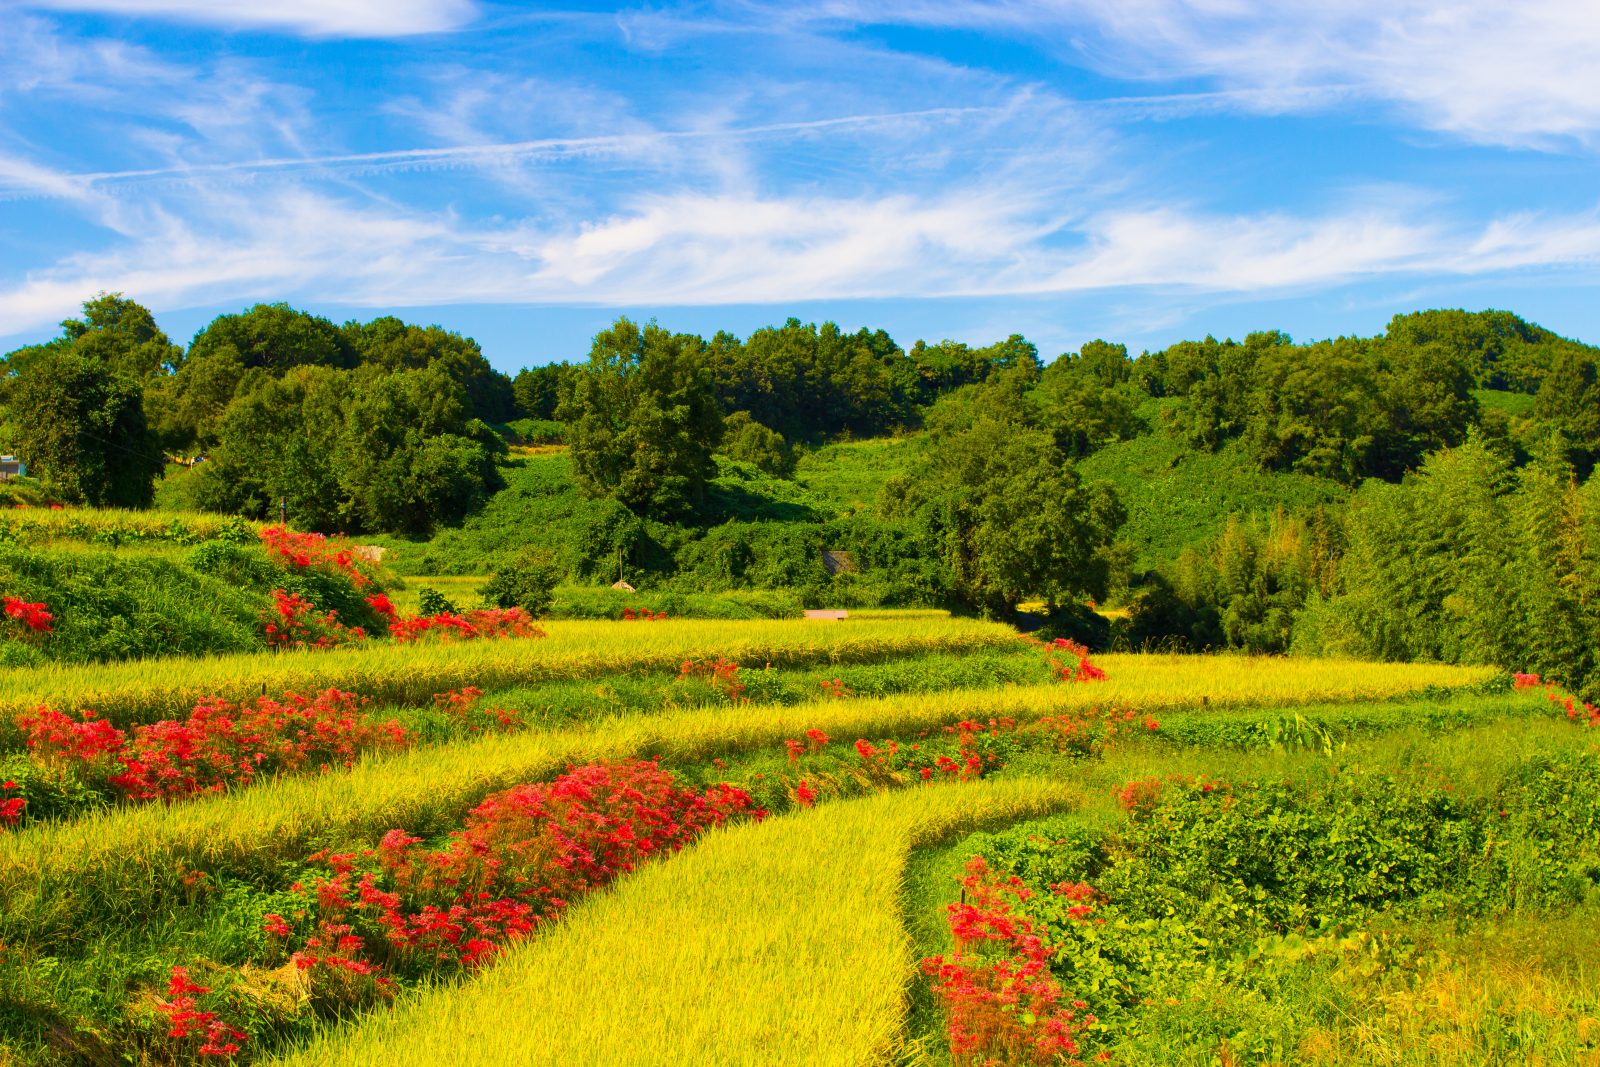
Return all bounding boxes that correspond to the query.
[562,318,724,518]
[8,347,164,507]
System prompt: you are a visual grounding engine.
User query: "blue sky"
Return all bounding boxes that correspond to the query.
[2,0,1599,372]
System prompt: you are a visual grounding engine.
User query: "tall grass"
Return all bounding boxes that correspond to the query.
[270,779,1079,1067]
[0,656,1494,945]
[0,616,1019,735]
[0,506,258,543]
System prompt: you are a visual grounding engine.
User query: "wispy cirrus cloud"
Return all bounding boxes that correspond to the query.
[748,1,1600,149]
[17,0,477,37]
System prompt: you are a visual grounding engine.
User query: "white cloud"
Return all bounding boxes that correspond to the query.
[761,1,1600,149]
[6,171,1600,342]
[21,0,476,37]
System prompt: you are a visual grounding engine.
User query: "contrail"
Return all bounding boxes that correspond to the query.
[4,107,992,195]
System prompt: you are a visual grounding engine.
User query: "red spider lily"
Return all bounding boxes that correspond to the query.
[263,589,367,649]
[364,593,398,622]
[1522,671,1600,727]
[278,762,762,987]
[20,690,406,804]
[677,658,747,702]
[621,608,668,621]
[795,780,818,808]
[2,596,53,633]
[432,687,520,732]
[0,781,23,829]
[1034,637,1108,684]
[389,608,544,644]
[922,857,1096,1065]
[259,527,375,588]
[157,966,248,1058]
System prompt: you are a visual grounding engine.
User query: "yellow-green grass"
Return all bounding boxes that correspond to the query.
[272,778,1079,1067]
[386,575,488,615]
[0,506,260,542]
[0,656,1494,942]
[0,616,1018,733]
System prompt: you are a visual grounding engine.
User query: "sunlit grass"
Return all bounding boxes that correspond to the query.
[271,778,1079,1067]
[0,654,1493,946]
[0,615,1019,734]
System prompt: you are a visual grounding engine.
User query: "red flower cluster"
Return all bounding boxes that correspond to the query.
[157,966,246,1058]
[259,527,374,588]
[921,856,1096,1065]
[819,678,853,700]
[432,687,521,732]
[1043,638,1108,683]
[621,608,668,621]
[677,658,747,703]
[1518,671,1600,726]
[364,593,398,623]
[2,596,53,634]
[264,589,368,649]
[276,761,761,988]
[389,608,544,644]
[19,690,406,803]
[0,781,23,828]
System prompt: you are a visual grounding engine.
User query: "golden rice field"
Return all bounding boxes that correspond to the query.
[0,616,1018,730]
[6,610,1582,1067]
[273,779,1081,1067]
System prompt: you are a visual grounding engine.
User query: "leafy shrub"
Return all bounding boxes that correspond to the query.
[549,586,802,620]
[481,550,559,617]
[416,588,458,615]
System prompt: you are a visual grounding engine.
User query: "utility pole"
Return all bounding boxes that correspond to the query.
[280,496,287,525]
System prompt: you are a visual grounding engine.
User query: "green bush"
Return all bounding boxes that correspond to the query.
[481,551,559,616]
[0,545,265,662]
[417,588,458,615]
[548,586,802,620]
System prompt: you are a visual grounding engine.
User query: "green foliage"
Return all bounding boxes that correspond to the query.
[548,586,802,620]
[2,309,166,508]
[963,750,1600,1058]
[1078,434,1346,571]
[1296,433,1600,697]
[417,587,458,615]
[1127,509,1338,654]
[190,364,502,534]
[504,418,565,445]
[511,363,575,421]
[707,319,919,441]
[0,544,264,663]
[720,411,794,477]
[563,318,725,518]
[889,404,1124,616]
[481,550,559,616]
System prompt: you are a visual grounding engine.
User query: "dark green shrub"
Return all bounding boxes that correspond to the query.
[417,588,458,615]
[482,551,559,616]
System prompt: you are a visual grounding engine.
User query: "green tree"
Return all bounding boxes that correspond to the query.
[721,411,793,476]
[8,347,164,507]
[896,417,1124,616]
[562,318,724,518]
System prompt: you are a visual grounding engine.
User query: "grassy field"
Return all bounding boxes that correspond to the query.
[0,615,1016,732]
[2,606,1590,1067]
[273,779,1079,1067]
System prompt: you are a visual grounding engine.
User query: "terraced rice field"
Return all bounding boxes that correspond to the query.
[2,614,1594,1066]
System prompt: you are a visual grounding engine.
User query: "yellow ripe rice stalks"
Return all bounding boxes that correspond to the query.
[271,778,1080,1067]
[0,655,1491,943]
[0,616,1018,731]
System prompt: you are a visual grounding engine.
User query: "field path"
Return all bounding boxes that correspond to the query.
[272,778,1079,1067]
